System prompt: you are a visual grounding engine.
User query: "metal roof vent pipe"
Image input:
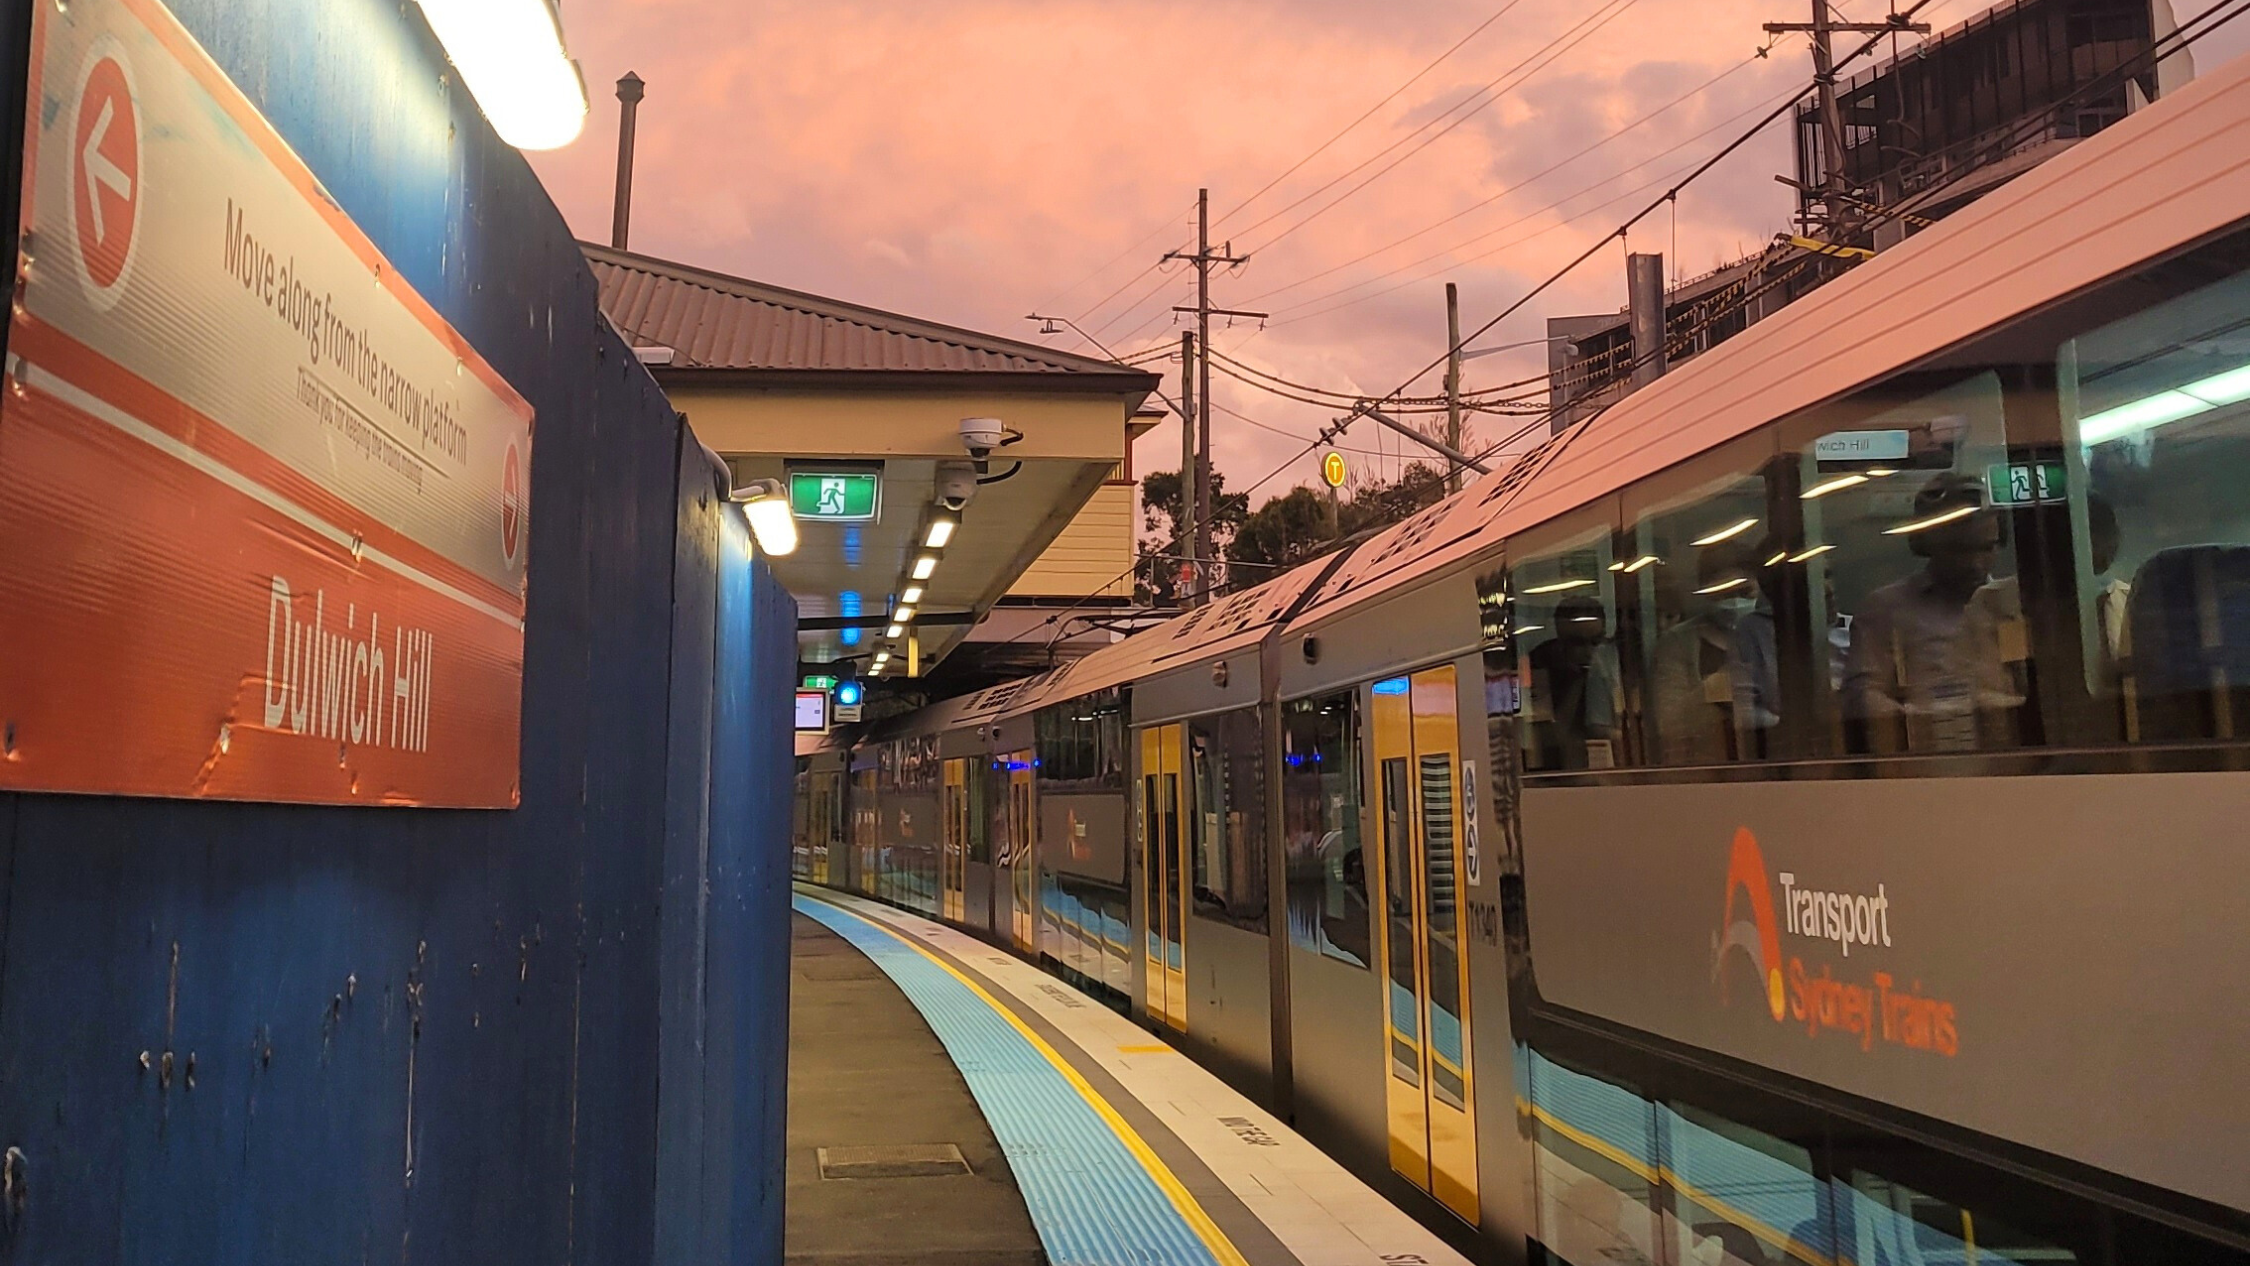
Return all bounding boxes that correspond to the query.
[611,71,644,250]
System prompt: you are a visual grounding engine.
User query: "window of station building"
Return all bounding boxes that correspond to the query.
[1282,691,1367,969]
[1510,519,1626,772]
[1187,708,1267,933]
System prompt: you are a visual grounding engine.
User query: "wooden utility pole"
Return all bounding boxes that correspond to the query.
[1443,283,1464,496]
[1165,188,1263,604]
[1178,330,1196,598]
[1764,2,1925,236]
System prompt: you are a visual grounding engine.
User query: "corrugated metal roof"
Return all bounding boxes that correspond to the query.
[584,243,1142,376]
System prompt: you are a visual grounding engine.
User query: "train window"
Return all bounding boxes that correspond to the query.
[1661,1099,1823,1266]
[1187,708,1268,933]
[1620,438,1790,768]
[2064,256,2250,746]
[1776,372,2035,758]
[1282,692,1368,968]
[1512,523,1625,771]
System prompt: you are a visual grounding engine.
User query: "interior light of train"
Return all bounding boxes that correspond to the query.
[912,556,938,580]
[1692,517,1759,546]
[1521,578,1596,595]
[1790,543,1837,562]
[2076,361,2250,446]
[1621,554,1661,573]
[1803,473,1870,499]
[924,518,957,549]
[1883,504,1979,536]
[1512,624,1545,636]
[1765,550,1789,566]
[1372,678,1410,695]
[414,0,589,150]
[1695,578,1752,595]
[900,586,924,605]
[1866,467,1899,477]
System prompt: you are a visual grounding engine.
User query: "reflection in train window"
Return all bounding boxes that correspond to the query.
[1661,1099,1821,1266]
[1188,708,1268,933]
[2066,257,2250,745]
[1526,1052,1663,1266]
[1282,692,1367,968]
[1513,527,1623,772]
[1625,455,1786,768]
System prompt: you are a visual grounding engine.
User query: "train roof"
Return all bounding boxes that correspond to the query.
[1284,51,2250,632]
[991,555,1345,721]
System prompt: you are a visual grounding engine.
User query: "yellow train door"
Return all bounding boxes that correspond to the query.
[1137,724,1189,1032]
[942,758,968,922]
[1369,666,1480,1225]
[1004,750,1037,954]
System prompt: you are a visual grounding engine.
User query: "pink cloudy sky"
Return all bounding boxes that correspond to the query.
[528,0,2243,507]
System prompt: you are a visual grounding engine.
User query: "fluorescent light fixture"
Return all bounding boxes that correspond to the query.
[1789,543,1836,562]
[1512,624,1545,636]
[1607,560,1625,572]
[1765,551,1788,567]
[911,556,938,580]
[728,478,798,556]
[1803,474,1869,499]
[1622,554,1661,574]
[414,0,589,150]
[1692,517,1759,546]
[900,586,924,605]
[924,519,957,549]
[1866,467,1898,477]
[2075,362,2250,447]
[1696,577,1751,595]
[2187,363,2250,406]
[893,606,916,622]
[886,623,905,638]
[1521,578,1596,595]
[1884,504,1978,536]
[872,652,890,664]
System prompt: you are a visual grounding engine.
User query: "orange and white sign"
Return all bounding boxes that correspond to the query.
[0,0,533,806]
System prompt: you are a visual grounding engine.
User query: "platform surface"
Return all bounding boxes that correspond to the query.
[786,912,1046,1265]
[793,885,1475,1266]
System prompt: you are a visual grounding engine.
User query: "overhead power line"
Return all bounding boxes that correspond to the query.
[1239,0,1650,258]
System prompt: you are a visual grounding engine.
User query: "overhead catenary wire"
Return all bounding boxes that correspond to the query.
[1235,0,1650,257]
[1209,0,1526,230]
[1237,47,1785,310]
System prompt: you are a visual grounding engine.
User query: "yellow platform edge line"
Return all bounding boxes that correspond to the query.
[801,891,1251,1266]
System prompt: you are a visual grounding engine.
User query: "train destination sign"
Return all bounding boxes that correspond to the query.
[0,0,534,807]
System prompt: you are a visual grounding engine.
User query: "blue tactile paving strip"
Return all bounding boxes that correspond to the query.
[794,892,1236,1266]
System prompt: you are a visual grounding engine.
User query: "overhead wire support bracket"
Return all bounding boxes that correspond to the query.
[1343,401,1493,475]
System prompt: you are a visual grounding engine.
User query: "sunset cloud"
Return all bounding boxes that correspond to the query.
[528,0,2246,500]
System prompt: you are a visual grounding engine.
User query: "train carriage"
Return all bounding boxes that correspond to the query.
[800,55,2250,1266]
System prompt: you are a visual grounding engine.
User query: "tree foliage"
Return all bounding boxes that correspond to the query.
[1221,462,1451,592]
[1135,469,1249,606]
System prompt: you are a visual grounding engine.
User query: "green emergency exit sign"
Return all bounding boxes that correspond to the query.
[789,471,880,521]
[1987,461,2066,506]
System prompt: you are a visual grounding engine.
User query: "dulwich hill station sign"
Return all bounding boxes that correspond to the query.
[0,0,533,807]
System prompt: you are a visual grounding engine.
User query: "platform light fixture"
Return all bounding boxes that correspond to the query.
[893,606,916,622]
[886,623,905,639]
[900,586,924,605]
[911,555,938,580]
[414,0,590,151]
[924,517,957,549]
[728,478,799,556]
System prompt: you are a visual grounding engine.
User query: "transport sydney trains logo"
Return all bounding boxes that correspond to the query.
[1713,828,1959,1057]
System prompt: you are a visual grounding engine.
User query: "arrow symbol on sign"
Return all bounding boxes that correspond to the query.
[81,97,132,243]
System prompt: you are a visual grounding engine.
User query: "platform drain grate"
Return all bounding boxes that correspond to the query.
[816,1143,972,1180]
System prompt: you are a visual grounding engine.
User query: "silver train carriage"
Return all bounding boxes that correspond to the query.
[797,55,2250,1266]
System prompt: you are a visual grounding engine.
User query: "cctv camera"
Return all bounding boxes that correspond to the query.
[935,462,978,513]
[960,416,1007,455]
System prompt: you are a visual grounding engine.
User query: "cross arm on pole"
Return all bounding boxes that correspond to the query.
[1344,402,1492,475]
